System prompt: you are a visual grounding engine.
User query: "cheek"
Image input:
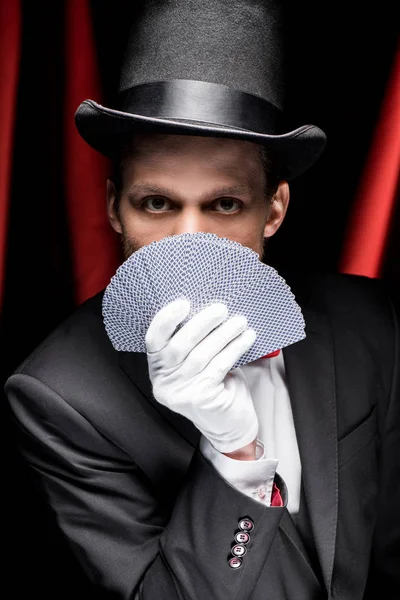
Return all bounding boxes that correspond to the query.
[213,217,267,254]
[118,205,145,236]
[118,210,167,250]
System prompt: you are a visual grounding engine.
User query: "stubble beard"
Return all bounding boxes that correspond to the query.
[120,229,140,261]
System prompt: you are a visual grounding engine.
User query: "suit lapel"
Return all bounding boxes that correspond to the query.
[283,307,338,596]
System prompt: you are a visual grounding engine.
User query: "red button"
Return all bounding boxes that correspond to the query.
[238,518,254,532]
[228,557,243,569]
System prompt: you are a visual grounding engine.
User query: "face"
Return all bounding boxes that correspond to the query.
[107,133,289,261]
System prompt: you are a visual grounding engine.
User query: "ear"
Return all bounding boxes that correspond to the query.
[263,181,290,238]
[106,179,122,234]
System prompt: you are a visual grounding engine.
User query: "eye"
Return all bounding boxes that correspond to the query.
[214,198,241,213]
[139,196,242,214]
[141,196,170,211]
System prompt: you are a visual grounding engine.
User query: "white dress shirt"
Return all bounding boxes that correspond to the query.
[199,351,302,514]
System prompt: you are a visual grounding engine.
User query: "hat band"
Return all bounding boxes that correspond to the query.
[120,80,282,134]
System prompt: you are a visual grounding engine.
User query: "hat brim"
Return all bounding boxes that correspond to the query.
[75,99,326,180]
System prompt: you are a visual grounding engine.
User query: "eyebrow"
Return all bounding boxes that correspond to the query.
[126,182,253,199]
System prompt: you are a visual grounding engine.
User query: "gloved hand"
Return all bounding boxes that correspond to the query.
[145,298,258,453]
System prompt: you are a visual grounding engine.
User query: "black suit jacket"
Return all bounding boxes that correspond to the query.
[4,270,400,599]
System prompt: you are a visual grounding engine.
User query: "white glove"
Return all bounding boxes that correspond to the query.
[145,298,259,453]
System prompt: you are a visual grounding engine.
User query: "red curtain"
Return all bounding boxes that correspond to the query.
[339,40,400,278]
[0,0,21,309]
[64,0,121,306]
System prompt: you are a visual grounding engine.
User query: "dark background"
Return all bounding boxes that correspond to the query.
[1,1,399,597]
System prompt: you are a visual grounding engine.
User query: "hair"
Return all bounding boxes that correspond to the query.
[110,136,281,215]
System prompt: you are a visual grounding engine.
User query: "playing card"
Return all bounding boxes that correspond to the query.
[102,232,306,369]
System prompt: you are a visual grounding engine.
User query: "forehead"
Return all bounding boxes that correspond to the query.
[121,133,262,172]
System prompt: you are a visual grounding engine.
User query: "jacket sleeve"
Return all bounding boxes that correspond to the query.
[364,295,400,599]
[5,373,287,600]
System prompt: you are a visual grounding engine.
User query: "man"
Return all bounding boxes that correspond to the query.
[5,1,400,599]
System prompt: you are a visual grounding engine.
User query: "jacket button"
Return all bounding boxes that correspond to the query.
[228,557,243,569]
[235,531,250,544]
[231,544,247,557]
[238,518,254,532]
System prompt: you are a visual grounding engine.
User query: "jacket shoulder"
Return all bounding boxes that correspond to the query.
[281,267,395,318]
[9,290,115,380]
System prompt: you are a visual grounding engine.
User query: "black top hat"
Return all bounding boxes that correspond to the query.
[75,0,326,180]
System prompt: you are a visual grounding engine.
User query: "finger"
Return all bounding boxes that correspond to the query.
[205,328,257,384]
[166,303,229,366]
[145,298,191,353]
[180,315,249,377]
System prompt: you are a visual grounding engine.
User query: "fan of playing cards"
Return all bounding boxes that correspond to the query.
[102,232,305,370]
